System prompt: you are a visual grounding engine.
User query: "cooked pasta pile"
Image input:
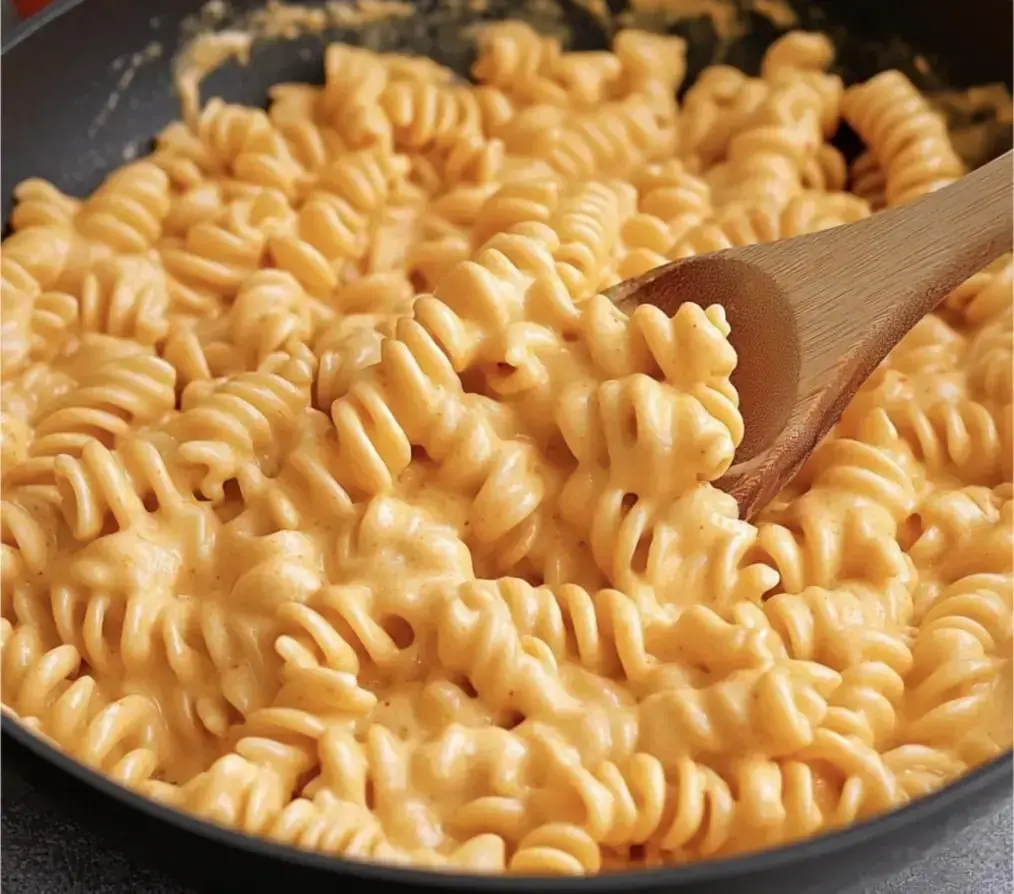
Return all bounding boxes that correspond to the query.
[1,21,1011,876]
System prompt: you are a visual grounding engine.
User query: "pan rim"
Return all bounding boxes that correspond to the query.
[2,0,1012,888]
[1,0,88,52]
[4,690,1013,887]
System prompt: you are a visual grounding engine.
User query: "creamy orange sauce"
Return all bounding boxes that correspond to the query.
[0,13,1010,877]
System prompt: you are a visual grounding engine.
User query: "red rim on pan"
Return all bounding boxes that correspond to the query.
[12,0,56,16]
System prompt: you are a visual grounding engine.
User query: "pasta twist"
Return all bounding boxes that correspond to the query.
[267,491,474,697]
[576,750,904,868]
[755,411,919,593]
[319,43,390,124]
[760,32,842,138]
[1,486,62,583]
[30,256,169,361]
[618,160,712,277]
[247,648,377,742]
[209,407,355,533]
[472,22,567,106]
[408,177,559,290]
[165,364,312,502]
[678,65,768,171]
[160,178,226,239]
[879,743,967,800]
[225,270,321,370]
[667,190,870,263]
[901,573,1012,764]
[1,22,1011,878]
[556,302,742,474]
[944,256,1012,327]
[905,485,1008,584]
[1,621,165,787]
[705,80,824,209]
[436,578,580,716]
[160,190,288,310]
[1,288,33,378]
[265,83,340,175]
[624,161,713,270]
[760,586,913,667]
[266,151,411,295]
[557,471,777,608]
[631,161,711,224]
[820,653,911,748]
[60,564,262,742]
[8,179,81,232]
[145,735,313,831]
[639,660,841,760]
[548,180,636,298]
[265,789,506,869]
[611,29,686,118]
[880,312,966,377]
[0,409,33,473]
[469,579,790,691]
[328,227,564,496]
[801,143,848,192]
[546,98,675,181]
[318,149,411,212]
[778,190,871,235]
[510,823,603,875]
[172,734,511,870]
[842,71,964,206]
[313,319,395,411]
[860,370,1004,484]
[5,352,176,487]
[966,309,1012,406]
[197,98,308,199]
[440,577,657,682]
[473,22,625,111]
[667,204,782,259]
[49,432,205,541]
[612,756,739,861]
[150,122,213,189]
[722,755,901,851]
[1,224,93,299]
[381,81,490,152]
[428,135,506,189]
[470,180,560,248]
[191,99,271,169]
[76,161,172,254]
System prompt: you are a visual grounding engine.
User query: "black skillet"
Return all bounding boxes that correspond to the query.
[2,0,1012,891]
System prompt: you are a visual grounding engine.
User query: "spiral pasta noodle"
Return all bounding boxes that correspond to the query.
[1,21,1010,878]
[842,71,965,207]
[1,620,167,788]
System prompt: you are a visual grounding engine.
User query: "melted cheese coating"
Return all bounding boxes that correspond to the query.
[1,22,1011,877]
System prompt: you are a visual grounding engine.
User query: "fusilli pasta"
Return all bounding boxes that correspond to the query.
[1,18,1010,879]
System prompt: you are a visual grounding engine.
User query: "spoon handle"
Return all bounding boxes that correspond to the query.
[723,151,1012,519]
[817,148,1012,329]
[742,150,1013,405]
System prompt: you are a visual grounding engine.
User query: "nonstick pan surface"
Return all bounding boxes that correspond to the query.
[3,0,1013,207]
[2,1,1013,892]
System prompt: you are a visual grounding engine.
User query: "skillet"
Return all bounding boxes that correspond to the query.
[2,1,1012,891]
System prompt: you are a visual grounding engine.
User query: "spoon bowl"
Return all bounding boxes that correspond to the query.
[609,150,1013,519]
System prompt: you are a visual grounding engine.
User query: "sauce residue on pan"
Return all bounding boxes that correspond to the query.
[170,0,808,114]
[173,0,416,123]
[88,42,165,140]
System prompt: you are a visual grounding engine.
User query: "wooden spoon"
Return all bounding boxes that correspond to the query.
[608,150,1013,520]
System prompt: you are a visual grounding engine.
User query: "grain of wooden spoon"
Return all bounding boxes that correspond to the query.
[608,150,1013,520]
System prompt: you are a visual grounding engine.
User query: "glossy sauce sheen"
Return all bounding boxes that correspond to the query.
[0,22,1011,877]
